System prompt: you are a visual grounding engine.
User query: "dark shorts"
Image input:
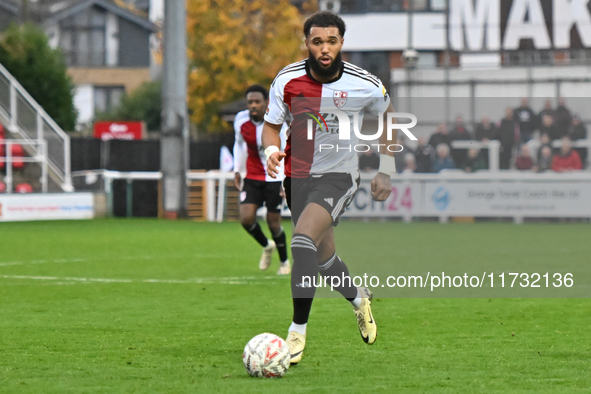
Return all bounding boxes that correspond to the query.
[240,178,283,213]
[283,173,360,226]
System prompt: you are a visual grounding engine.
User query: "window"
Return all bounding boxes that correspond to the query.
[430,0,446,10]
[408,0,428,10]
[416,52,437,69]
[367,0,404,12]
[336,0,439,13]
[569,49,591,65]
[94,86,125,113]
[501,51,553,67]
[120,0,149,13]
[60,7,107,67]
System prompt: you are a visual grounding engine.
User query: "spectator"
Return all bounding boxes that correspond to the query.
[539,114,562,140]
[496,108,518,169]
[402,152,417,173]
[534,146,553,172]
[515,144,534,170]
[475,115,498,141]
[567,116,587,167]
[428,123,451,150]
[394,137,407,173]
[538,100,554,123]
[0,125,4,172]
[568,115,587,140]
[474,115,497,168]
[0,131,6,170]
[449,115,473,140]
[464,148,487,173]
[552,137,582,172]
[431,143,456,173]
[554,97,572,136]
[535,132,553,164]
[449,115,473,168]
[358,149,379,171]
[514,97,537,143]
[413,137,435,173]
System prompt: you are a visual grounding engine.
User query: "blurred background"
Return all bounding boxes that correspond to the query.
[0,0,589,222]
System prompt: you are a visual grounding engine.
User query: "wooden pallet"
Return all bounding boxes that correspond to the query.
[185,172,240,221]
[225,179,240,221]
[187,171,207,221]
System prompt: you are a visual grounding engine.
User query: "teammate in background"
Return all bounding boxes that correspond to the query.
[233,85,291,275]
[262,12,395,364]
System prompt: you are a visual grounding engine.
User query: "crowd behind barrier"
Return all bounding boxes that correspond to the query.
[359,98,589,174]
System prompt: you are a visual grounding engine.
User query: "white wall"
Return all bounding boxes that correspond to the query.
[390,65,591,138]
[342,13,446,51]
[73,84,94,125]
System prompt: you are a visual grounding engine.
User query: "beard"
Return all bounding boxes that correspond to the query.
[249,108,263,123]
[308,51,343,79]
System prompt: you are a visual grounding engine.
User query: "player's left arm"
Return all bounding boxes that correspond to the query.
[371,101,396,201]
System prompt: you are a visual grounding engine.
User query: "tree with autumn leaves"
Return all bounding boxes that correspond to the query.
[187,0,311,132]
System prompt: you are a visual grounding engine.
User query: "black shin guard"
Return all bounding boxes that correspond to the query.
[272,229,288,262]
[242,222,268,247]
[290,234,318,324]
[318,254,358,301]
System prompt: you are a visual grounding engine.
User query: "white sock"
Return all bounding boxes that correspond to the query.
[280,260,290,265]
[289,322,307,335]
[351,288,362,308]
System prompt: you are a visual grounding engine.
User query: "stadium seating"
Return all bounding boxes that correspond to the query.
[10,144,25,170]
[15,182,33,193]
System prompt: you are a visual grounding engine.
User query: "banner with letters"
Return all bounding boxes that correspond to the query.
[0,193,94,222]
[422,181,591,217]
[340,175,591,219]
[343,179,420,218]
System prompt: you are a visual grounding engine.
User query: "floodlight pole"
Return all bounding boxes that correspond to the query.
[405,0,414,112]
[444,0,451,125]
[160,0,189,219]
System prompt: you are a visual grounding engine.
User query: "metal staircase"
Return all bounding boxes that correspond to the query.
[0,62,73,192]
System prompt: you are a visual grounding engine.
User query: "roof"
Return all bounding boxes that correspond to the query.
[45,0,157,32]
[0,0,156,32]
[0,0,18,15]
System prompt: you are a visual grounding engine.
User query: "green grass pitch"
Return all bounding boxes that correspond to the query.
[0,219,590,393]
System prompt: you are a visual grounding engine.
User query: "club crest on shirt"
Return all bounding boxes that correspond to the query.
[333,90,348,108]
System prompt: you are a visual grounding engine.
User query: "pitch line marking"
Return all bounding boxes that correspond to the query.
[0,274,284,285]
[0,254,231,268]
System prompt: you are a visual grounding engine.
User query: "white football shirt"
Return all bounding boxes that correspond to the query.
[265,59,390,178]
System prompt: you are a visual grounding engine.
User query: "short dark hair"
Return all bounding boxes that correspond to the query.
[245,84,268,100]
[303,11,346,39]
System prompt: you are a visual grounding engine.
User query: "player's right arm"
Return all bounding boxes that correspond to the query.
[233,111,248,190]
[262,122,286,179]
[263,72,290,179]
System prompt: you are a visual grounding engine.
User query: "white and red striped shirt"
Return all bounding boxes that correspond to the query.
[233,110,286,182]
[265,59,390,178]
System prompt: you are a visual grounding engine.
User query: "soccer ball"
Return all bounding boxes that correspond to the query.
[242,333,290,378]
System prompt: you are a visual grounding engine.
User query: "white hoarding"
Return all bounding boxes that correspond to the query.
[0,193,95,222]
[423,181,591,217]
